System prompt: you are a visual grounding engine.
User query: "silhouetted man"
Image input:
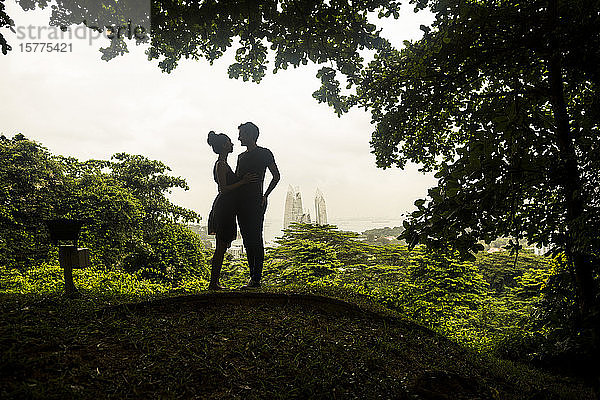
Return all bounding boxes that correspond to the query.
[235,122,280,288]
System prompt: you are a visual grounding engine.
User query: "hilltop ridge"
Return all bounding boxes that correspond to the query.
[1,290,594,399]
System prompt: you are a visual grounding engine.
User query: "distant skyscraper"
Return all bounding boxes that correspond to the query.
[292,190,303,224]
[315,188,327,225]
[283,185,296,229]
[283,185,313,229]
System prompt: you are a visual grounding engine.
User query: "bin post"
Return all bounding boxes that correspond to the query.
[59,245,78,298]
[46,219,85,298]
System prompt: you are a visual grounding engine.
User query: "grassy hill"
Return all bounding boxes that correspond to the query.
[0,290,594,399]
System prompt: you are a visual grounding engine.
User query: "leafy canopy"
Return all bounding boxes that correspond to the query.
[348,0,600,266]
[0,134,204,279]
[1,0,402,114]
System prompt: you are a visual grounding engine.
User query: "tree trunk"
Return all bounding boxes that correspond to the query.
[547,3,599,395]
[547,0,595,315]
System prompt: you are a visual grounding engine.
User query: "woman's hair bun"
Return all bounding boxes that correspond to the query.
[207,131,217,146]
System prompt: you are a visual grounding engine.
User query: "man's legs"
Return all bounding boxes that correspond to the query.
[238,197,265,283]
[246,233,264,282]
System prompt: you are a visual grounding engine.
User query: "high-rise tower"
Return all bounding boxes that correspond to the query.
[315,188,328,225]
[283,185,313,229]
[283,185,296,229]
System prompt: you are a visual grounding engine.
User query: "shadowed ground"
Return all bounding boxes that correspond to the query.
[0,291,594,399]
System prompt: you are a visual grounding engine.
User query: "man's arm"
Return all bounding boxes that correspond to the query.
[262,161,280,207]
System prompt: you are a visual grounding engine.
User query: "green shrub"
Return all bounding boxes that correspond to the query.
[123,224,209,284]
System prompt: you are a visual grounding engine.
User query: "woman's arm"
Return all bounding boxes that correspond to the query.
[216,162,255,193]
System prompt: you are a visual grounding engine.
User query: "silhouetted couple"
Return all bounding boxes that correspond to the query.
[207,122,280,290]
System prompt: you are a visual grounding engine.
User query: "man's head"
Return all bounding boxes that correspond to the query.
[238,122,259,147]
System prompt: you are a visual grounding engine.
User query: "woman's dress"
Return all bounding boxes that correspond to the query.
[207,161,238,246]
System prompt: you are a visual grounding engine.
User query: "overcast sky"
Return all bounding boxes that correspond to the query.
[1,2,437,231]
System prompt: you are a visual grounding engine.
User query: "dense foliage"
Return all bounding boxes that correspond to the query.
[348,0,600,317]
[0,134,206,283]
[257,224,583,367]
[2,221,586,372]
[0,134,68,268]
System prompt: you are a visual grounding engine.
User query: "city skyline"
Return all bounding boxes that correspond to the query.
[283,185,312,229]
[283,186,328,229]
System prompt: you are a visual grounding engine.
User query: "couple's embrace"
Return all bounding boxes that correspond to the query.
[206,122,280,290]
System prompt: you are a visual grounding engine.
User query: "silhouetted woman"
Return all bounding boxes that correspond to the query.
[207,131,255,290]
